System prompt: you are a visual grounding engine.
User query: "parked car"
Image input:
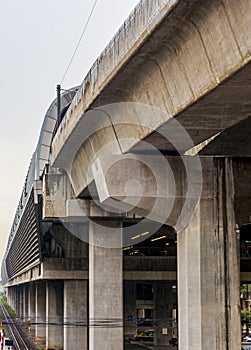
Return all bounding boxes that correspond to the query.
[242,334,251,342]
[133,330,154,341]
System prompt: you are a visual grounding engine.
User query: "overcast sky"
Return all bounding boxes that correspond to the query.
[0,0,139,262]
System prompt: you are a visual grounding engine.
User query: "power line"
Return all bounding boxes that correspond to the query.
[60,0,99,85]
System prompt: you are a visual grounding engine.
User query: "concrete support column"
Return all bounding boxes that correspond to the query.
[10,288,14,309]
[64,280,88,350]
[14,287,18,312]
[46,280,63,350]
[15,286,21,317]
[178,158,240,350]
[28,283,36,329]
[89,221,123,350]
[23,284,29,323]
[7,288,13,309]
[36,282,46,338]
[19,285,24,319]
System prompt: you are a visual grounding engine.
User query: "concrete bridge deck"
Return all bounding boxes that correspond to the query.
[1,0,251,349]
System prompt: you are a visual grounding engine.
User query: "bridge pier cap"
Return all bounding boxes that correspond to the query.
[48,102,203,248]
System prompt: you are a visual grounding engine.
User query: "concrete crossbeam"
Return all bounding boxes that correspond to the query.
[91,154,202,229]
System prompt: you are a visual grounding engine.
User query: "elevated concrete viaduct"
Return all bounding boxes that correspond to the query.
[2,0,251,349]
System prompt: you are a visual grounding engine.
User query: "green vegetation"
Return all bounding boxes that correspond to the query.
[34,337,46,350]
[241,310,251,323]
[0,295,16,316]
[241,284,251,291]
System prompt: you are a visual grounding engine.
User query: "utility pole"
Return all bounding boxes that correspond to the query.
[57,84,61,128]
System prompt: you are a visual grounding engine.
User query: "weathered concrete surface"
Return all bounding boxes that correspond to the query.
[64,280,88,350]
[28,283,36,329]
[15,286,21,317]
[2,2,251,350]
[22,285,28,322]
[43,172,68,218]
[89,221,123,350]
[36,282,46,338]
[46,281,63,350]
[90,154,201,230]
[51,0,251,177]
[178,157,240,350]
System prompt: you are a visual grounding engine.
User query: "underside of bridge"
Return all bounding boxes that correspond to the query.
[2,0,251,349]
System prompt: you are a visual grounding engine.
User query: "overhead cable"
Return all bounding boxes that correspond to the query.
[60,0,99,85]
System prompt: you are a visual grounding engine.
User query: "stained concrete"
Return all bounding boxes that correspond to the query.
[36,282,46,338]
[46,281,63,350]
[2,1,251,350]
[178,158,240,350]
[89,221,123,350]
[64,280,88,350]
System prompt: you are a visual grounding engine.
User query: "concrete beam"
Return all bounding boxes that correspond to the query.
[5,261,86,286]
[92,154,202,230]
[42,169,126,219]
[51,0,194,166]
[51,0,251,169]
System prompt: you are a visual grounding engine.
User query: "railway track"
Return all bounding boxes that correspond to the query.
[0,300,35,350]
